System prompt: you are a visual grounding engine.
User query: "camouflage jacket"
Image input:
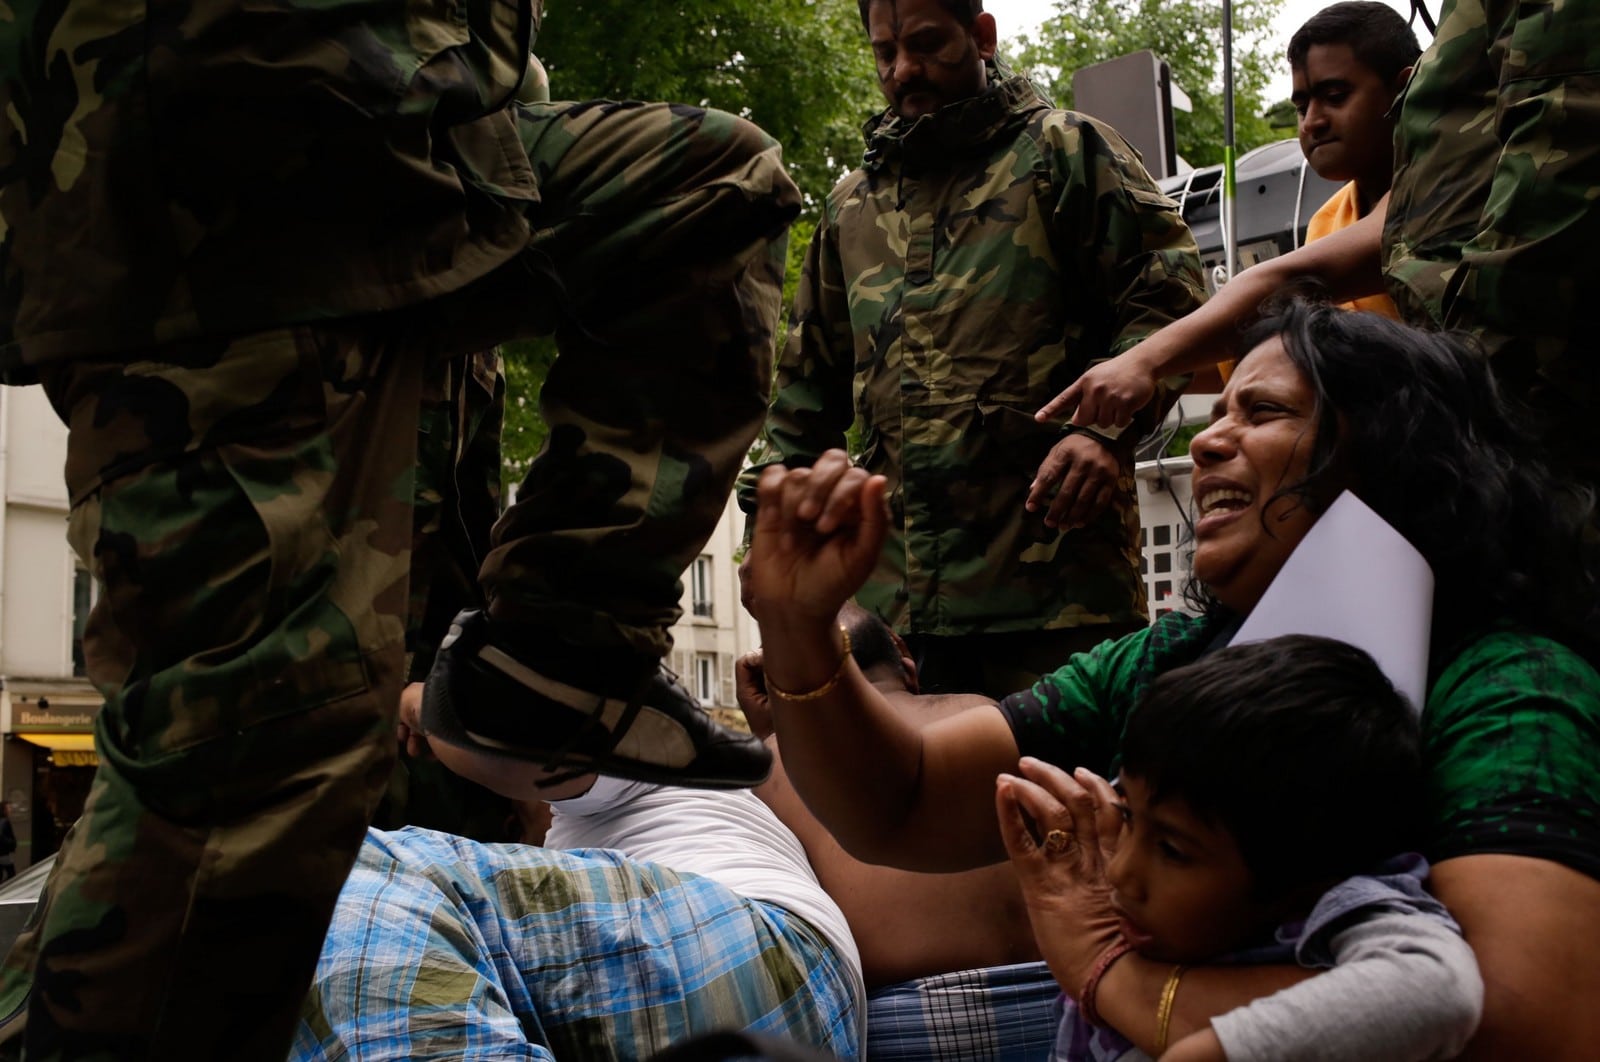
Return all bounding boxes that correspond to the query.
[0,0,540,369]
[1384,0,1599,459]
[742,73,1204,638]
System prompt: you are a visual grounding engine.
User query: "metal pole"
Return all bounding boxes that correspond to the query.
[1220,0,1238,284]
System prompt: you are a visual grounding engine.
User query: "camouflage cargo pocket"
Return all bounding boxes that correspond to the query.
[41,328,413,758]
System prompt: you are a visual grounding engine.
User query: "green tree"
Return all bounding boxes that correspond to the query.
[501,210,826,484]
[498,0,881,481]
[537,0,879,212]
[1264,97,1298,132]
[500,337,559,483]
[1011,0,1286,168]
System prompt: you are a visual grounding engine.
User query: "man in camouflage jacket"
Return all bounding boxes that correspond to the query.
[741,0,1204,698]
[0,0,797,1055]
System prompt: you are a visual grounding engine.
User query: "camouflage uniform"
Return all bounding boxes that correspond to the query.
[741,70,1204,695]
[1384,0,1600,487]
[377,351,519,844]
[0,0,801,1054]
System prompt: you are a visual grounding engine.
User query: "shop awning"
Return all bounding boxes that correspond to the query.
[14,732,98,767]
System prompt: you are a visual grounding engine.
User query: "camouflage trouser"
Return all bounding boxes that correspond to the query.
[1384,0,1600,491]
[376,350,519,843]
[0,99,797,1061]
[407,351,507,681]
[904,623,1142,702]
[480,100,795,660]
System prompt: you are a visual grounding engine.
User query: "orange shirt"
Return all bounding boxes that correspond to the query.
[1306,181,1402,319]
[1218,181,1399,383]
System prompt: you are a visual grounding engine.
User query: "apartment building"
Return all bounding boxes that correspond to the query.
[666,499,760,719]
[0,385,98,872]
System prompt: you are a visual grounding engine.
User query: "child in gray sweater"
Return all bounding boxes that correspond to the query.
[1001,635,1483,1061]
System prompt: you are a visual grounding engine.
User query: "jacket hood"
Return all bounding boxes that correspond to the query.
[861,61,1054,173]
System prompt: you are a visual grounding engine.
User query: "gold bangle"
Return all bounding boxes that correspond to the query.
[1154,964,1186,1055]
[766,626,853,702]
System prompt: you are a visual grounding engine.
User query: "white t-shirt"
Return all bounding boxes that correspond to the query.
[548,777,866,1024]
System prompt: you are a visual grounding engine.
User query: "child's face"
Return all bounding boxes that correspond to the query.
[1291,42,1403,191]
[1105,774,1281,964]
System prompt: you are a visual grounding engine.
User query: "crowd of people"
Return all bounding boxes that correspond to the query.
[0,0,1597,1059]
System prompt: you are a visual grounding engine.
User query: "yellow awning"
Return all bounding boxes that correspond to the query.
[15,733,95,751]
[14,732,99,766]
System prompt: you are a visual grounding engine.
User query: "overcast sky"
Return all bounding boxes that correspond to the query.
[992,0,1432,101]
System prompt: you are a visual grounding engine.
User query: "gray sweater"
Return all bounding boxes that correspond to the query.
[1212,910,1482,1061]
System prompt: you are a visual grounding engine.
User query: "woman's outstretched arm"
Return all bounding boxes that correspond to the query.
[744,451,1023,872]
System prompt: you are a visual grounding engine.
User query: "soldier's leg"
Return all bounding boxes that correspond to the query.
[423,101,799,787]
[490,100,798,654]
[907,625,1143,700]
[973,625,1143,701]
[375,351,516,841]
[3,326,423,1061]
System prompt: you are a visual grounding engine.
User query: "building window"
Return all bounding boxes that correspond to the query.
[695,654,717,707]
[71,568,96,678]
[691,555,714,619]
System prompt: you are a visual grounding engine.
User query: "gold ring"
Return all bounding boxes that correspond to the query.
[1043,828,1074,856]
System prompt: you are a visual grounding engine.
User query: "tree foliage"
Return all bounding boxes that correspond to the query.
[1010,0,1287,169]
[501,337,559,481]
[536,0,879,211]
[499,0,881,481]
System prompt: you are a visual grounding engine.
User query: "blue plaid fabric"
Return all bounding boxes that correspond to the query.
[865,960,1059,1061]
[292,827,861,1061]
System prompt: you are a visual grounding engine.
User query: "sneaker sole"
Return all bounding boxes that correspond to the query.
[423,644,769,790]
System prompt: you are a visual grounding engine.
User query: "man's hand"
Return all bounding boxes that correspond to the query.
[1027,432,1121,530]
[1036,353,1160,430]
[735,650,774,740]
[746,449,889,627]
[397,682,433,760]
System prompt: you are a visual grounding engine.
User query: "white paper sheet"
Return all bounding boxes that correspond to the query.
[1229,491,1434,712]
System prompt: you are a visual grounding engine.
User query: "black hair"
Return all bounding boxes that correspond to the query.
[1287,2,1422,84]
[1188,296,1600,661]
[858,0,983,31]
[1121,634,1421,901]
[840,602,910,681]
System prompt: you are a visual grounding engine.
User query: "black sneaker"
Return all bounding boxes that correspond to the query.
[421,609,771,789]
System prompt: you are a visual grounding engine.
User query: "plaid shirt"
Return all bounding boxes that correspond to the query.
[293,828,861,1061]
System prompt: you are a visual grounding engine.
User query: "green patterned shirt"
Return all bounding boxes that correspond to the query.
[1001,612,1600,879]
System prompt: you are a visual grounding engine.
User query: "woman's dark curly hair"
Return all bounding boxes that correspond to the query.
[1190,296,1599,658]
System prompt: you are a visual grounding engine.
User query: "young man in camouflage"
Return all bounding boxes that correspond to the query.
[0,0,798,1057]
[740,0,1205,698]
